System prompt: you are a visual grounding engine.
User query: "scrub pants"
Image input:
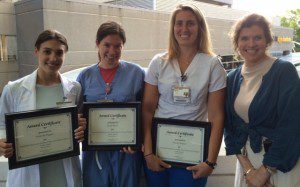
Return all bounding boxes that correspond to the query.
[82,151,142,187]
[144,164,208,187]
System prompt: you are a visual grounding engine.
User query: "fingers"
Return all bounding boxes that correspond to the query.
[0,141,14,158]
[158,159,171,169]
[144,154,171,172]
[186,163,213,179]
[186,165,201,179]
[121,147,135,154]
[77,114,87,130]
[74,128,84,141]
[4,149,14,158]
[153,165,165,172]
[141,144,145,153]
[78,113,83,118]
[74,126,85,142]
[186,165,198,171]
[127,146,135,154]
[75,114,86,142]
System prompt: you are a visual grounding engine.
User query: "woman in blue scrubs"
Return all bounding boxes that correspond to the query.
[77,21,144,187]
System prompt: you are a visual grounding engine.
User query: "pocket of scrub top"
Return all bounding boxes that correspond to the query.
[157,81,176,104]
[190,79,210,105]
[84,88,103,102]
[106,93,128,102]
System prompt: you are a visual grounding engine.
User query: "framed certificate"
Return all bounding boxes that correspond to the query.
[5,106,80,170]
[82,102,141,151]
[152,118,211,168]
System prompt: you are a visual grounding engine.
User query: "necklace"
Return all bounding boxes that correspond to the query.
[99,65,119,84]
[105,83,111,100]
[99,65,119,100]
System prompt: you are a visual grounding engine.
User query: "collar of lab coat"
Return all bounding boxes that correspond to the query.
[21,69,74,95]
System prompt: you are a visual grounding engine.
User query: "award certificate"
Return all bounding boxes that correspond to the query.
[14,113,73,161]
[83,102,141,151]
[5,106,79,170]
[89,108,136,145]
[152,118,211,167]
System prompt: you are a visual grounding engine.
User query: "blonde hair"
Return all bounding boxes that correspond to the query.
[167,4,214,60]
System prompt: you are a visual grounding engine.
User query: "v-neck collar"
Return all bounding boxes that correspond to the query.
[94,61,123,88]
[172,53,199,77]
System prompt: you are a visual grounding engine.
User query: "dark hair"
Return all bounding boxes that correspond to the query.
[230,13,273,52]
[35,29,68,51]
[96,21,126,44]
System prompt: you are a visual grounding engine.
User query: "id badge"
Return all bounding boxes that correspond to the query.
[173,86,191,103]
[57,96,75,107]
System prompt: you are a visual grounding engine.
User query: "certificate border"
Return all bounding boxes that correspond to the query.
[5,106,80,170]
[152,118,211,168]
[82,102,141,151]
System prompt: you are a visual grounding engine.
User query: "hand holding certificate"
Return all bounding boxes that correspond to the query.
[0,139,13,158]
[5,106,80,170]
[75,114,87,142]
[152,118,211,168]
[82,102,141,151]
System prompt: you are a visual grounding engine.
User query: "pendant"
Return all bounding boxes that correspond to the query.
[105,83,111,94]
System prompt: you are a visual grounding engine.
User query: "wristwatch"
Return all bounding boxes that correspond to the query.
[205,160,217,169]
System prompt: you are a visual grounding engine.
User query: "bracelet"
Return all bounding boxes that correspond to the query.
[244,167,254,176]
[144,153,153,158]
[263,165,277,175]
[204,160,217,169]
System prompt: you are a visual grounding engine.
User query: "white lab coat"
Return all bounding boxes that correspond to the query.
[0,70,82,187]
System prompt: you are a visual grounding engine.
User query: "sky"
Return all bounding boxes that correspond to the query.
[232,0,300,18]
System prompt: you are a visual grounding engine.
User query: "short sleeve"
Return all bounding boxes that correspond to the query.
[76,71,84,87]
[209,57,227,92]
[144,54,161,86]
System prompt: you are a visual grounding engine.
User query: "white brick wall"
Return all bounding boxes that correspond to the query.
[0,157,8,187]
[0,61,19,92]
[0,0,294,92]
[0,1,18,93]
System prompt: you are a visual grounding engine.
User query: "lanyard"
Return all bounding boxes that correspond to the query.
[180,74,187,86]
[104,83,111,100]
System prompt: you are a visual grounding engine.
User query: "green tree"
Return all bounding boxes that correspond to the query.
[281,9,300,52]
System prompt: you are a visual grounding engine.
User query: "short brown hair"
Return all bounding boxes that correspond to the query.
[96,21,126,44]
[168,4,214,60]
[35,29,68,51]
[230,13,273,52]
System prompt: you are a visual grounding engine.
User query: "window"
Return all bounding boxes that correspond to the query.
[6,36,17,61]
[0,35,17,62]
[0,34,5,61]
[220,54,244,72]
